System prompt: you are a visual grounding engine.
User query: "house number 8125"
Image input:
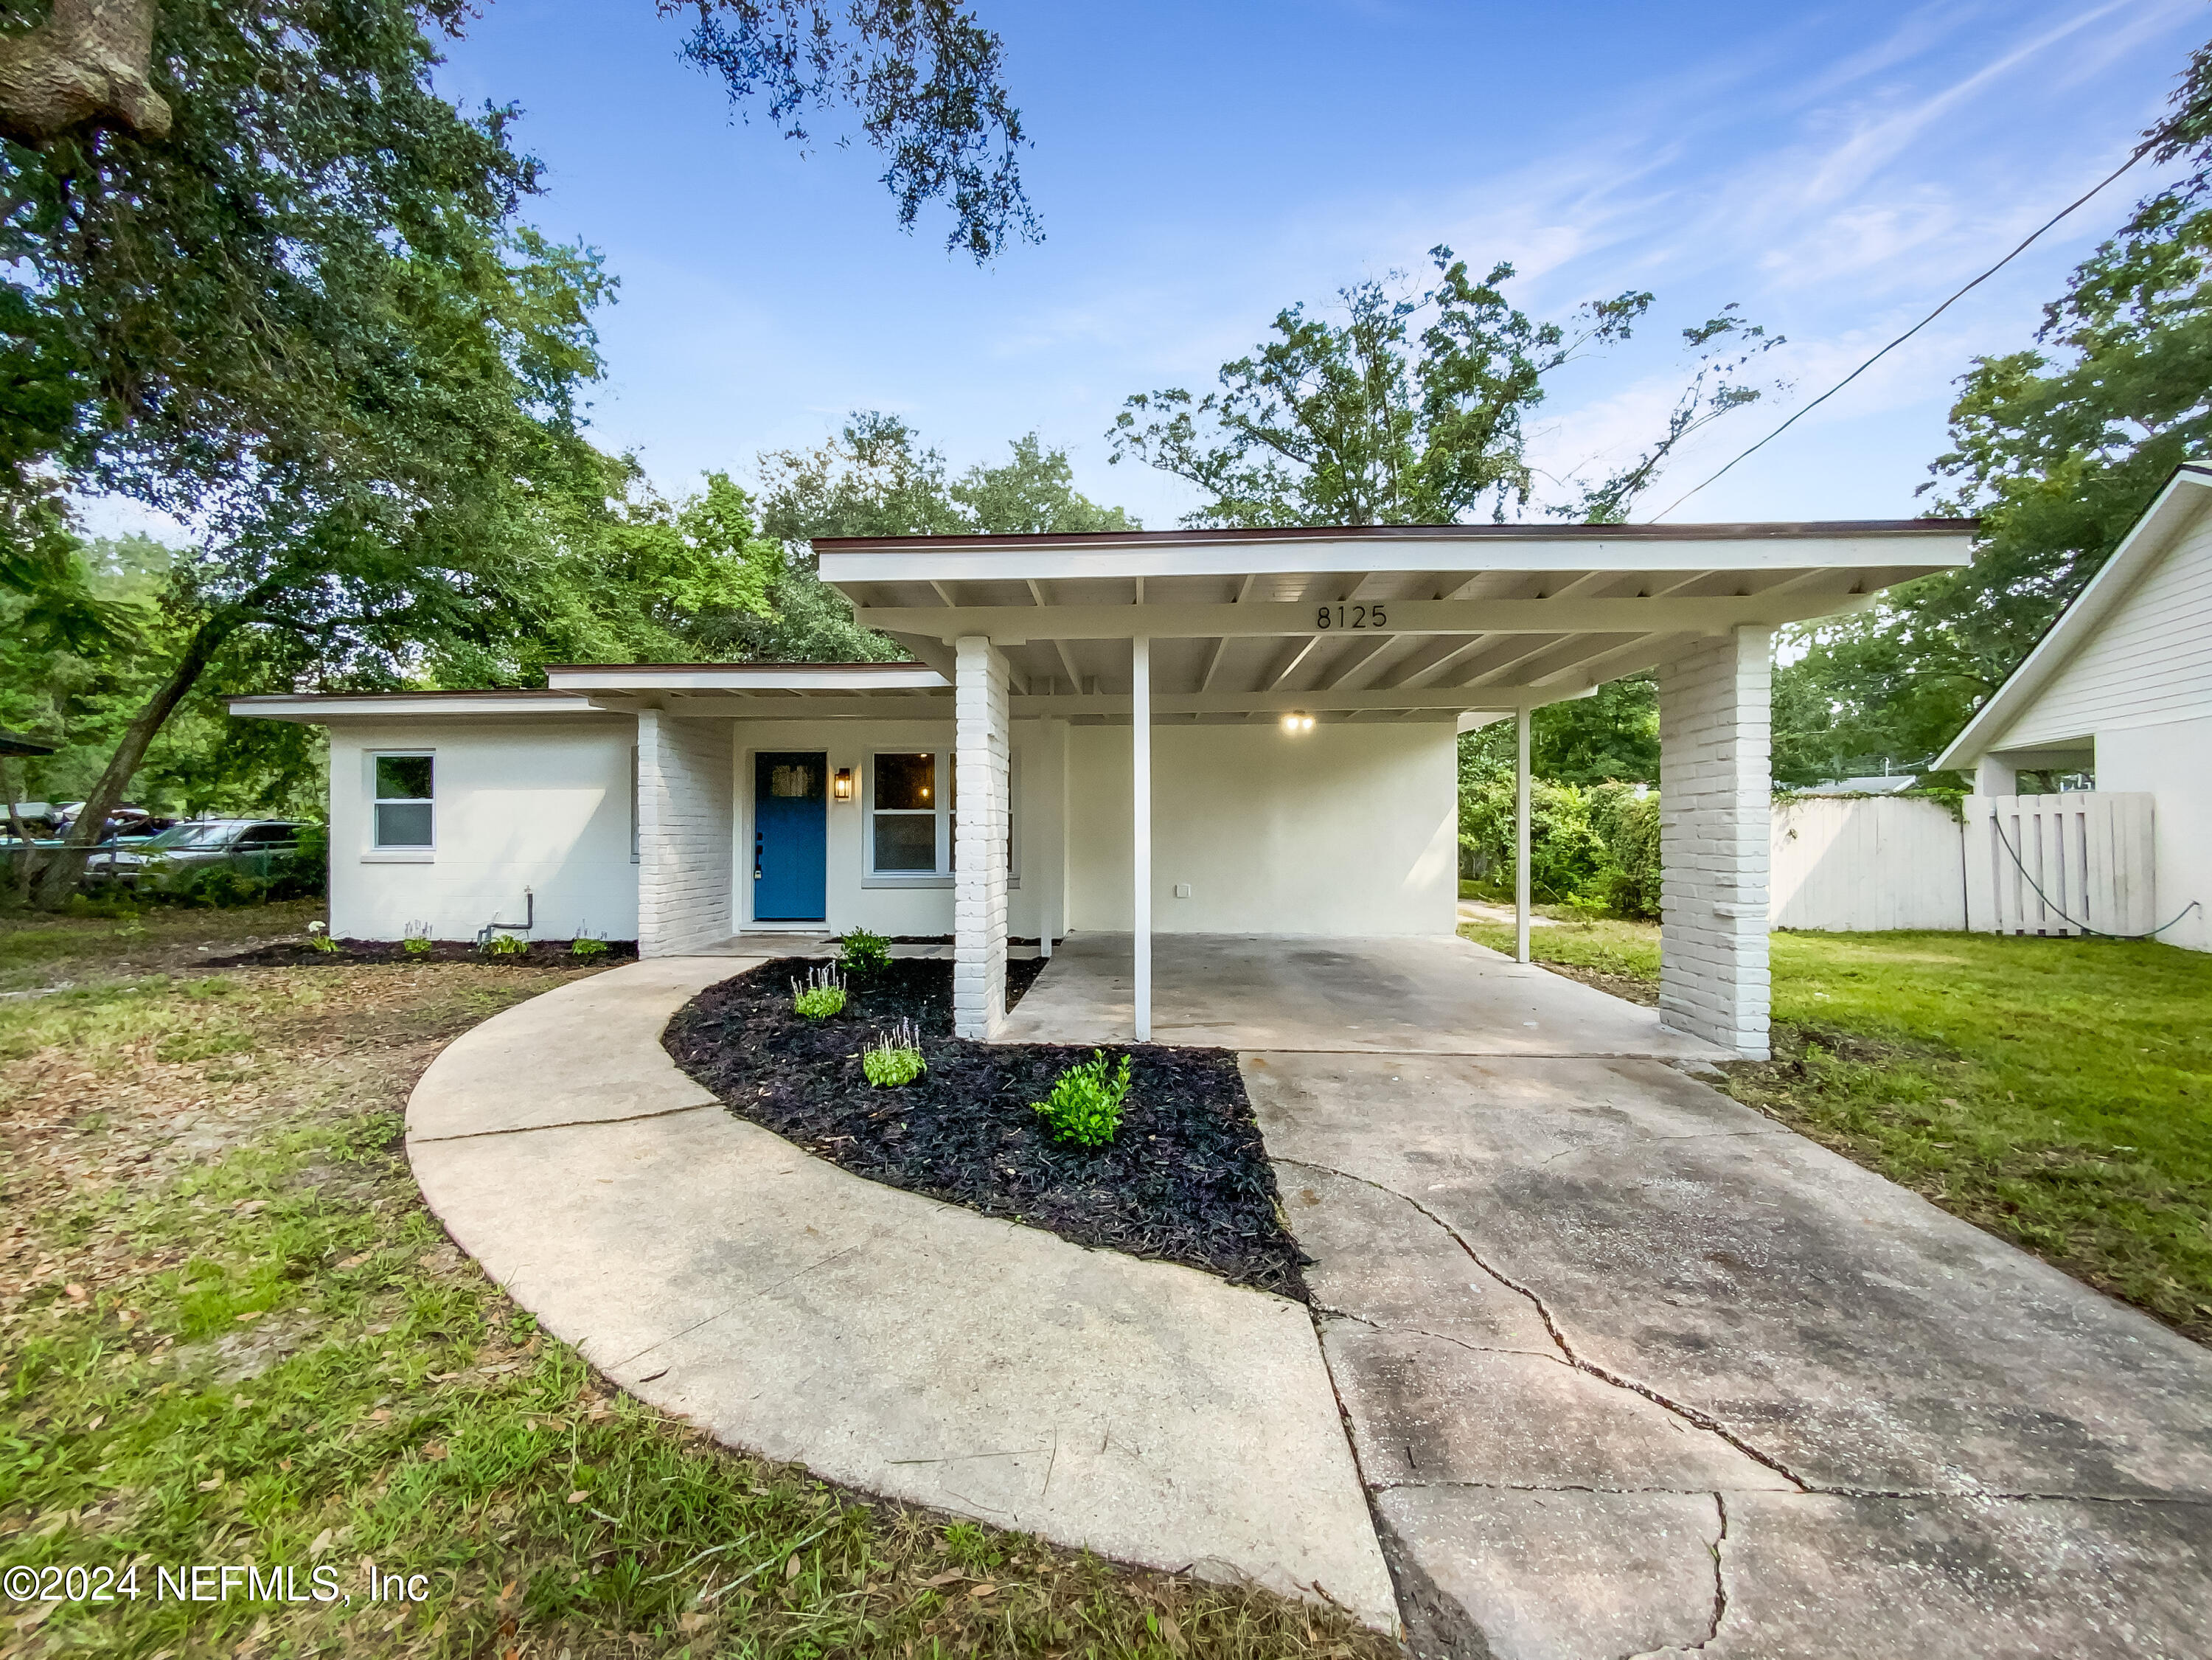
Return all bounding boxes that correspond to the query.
[1315,602,1388,630]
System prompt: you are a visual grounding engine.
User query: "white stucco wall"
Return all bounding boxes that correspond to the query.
[326,718,639,943]
[726,717,1066,941]
[1063,720,1457,935]
[2098,713,2212,954]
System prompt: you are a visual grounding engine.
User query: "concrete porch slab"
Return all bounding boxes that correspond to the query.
[994,931,1729,1059]
[406,958,1394,1628]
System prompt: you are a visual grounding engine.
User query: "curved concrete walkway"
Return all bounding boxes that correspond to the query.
[406,957,1396,1629]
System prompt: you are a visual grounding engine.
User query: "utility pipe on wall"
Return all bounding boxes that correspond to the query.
[1133,635,1152,1042]
[1515,707,1531,965]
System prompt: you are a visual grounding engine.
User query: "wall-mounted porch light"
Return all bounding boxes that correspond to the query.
[1280,712,1315,733]
[832,767,855,802]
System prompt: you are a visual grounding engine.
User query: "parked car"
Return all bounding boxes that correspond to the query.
[83,819,305,889]
[0,810,159,872]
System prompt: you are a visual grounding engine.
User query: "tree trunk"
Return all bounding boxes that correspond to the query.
[0,0,170,144]
[3,758,40,904]
[32,610,235,906]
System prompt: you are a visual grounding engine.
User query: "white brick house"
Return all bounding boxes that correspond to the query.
[234,519,1971,1058]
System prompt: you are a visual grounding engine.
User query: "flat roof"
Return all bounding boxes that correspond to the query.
[813,518,1977,714]
[227,515,1983,725]
[815,518,1975,552]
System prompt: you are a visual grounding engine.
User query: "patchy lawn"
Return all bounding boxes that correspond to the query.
[1,905,1395,1659]
[1460,913,2212,1347]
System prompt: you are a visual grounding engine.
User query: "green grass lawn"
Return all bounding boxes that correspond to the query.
[1,906,1394,1659]
[1460,914,2212,1345]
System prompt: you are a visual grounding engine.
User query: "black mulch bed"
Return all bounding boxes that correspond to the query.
[208,938,639,968]
[661,956,1310,1299]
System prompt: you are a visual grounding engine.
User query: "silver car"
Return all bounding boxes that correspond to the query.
[85,819,304,888]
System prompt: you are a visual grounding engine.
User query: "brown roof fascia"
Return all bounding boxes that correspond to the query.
[540,660,930,673]
[813,518,1981,553]
[227,688,591,704]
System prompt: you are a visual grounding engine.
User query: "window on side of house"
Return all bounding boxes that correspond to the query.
[372,753,434,849]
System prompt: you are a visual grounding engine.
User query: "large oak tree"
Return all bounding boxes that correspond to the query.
[0,0,1031,902]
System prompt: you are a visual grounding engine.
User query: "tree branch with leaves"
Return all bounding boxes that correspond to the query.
[1108,246,1775,527]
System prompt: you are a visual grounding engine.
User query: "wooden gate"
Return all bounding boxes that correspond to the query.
[1963,792,2155,937]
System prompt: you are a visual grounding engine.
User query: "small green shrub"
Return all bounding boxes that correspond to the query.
[862,1018,925,1087]
[400,921,433,957]
[836,925,892,977]
[482,931,529,957]
[164,864,270,909]
[306,921,339,954]
[570,936,609,957]
[791,964,846,1019]
[1032,1049,1132,1147]
[1590,785,1661,920]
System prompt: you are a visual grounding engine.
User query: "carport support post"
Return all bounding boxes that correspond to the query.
[1132,635,1152,1042]
[1658,625,1773,1060]
[1514,706,1531,964]
[953,636,1011,1040]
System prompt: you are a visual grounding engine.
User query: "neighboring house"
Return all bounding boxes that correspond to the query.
[233,518,1971,1057]
[1937,464,2212,954]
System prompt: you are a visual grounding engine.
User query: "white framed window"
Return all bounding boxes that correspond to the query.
[869,751,945,879]
[863,749,1018,887]
[371,752,435,850]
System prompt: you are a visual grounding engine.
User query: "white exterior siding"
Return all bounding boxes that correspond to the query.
[327,718,639,943]
[2000,513,2212,749]
[1063,721,1458,936]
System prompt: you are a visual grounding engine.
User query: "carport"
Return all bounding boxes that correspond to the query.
[816,518,1972,1060]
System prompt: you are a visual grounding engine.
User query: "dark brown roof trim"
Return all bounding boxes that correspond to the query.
[540,660,929,672]
[228,688,594,704]
[813,518,1980,553]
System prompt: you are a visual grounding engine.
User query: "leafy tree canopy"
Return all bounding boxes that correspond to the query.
[1107,246,1779,527]
[1458,676,1661,789]
[717,411,1135,661]
[0,1,1033,257]
[1773,34,2212,784]
[0,0,618,900]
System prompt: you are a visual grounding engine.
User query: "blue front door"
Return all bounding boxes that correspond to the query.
[753,751,827,921]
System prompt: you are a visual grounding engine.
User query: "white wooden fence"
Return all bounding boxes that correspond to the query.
[1963,792,2157,937]
[1767,791,2158,935]
[1771,796,1966,931]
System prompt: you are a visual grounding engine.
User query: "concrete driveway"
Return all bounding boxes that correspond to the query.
[1246,1049,2212,1659]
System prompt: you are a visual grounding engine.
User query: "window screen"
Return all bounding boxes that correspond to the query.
[872,753,937,872]
[372,754,434,848]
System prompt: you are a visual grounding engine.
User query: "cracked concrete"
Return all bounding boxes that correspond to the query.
[1249,1049,2212,1659]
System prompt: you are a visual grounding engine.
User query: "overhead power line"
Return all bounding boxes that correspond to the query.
[1646,136,2160,523]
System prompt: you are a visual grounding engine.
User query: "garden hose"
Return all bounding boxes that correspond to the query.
[1990,816,2201,940]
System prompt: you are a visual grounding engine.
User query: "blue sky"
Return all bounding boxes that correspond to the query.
[418,0,2205,531]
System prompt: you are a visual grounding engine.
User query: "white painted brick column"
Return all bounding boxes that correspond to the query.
[953,636,1011,1038]
[636,709,735,957]
[1658,626,1773,1059]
